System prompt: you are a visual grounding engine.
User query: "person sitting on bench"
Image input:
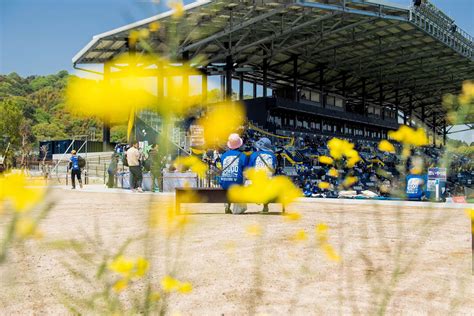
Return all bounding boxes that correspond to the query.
[249,137,277,213]
[219,133,248,214]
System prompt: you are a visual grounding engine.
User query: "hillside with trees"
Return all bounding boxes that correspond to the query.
[0,71,127,162]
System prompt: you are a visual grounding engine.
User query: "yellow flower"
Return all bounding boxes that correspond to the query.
[161,275,180,292]
[168,0,184,18]
[149,21,160,32]
[15,217,42,239]
[318,181,330,190]
[178,282,192,294]
[246,224,262,237]
[465,208,474,220]
[315,223,341,262]
[135,257,150,277]
[150,203,190,234]
[198,102,245,148]
[328,168,338,178]
[291,229,308,242]
[161,275,192,294]
[173,156,208,179]
[342,176,358,188]
[388,125,428,147]
[321,244,341,262]
[318,156,334,165]
[378,140,396,153]
[283,212,301,221]
[327,138,361,167]
[108,256,135,277]
[0,172,45,212]
[228,168,301,206]
[113,278,129,292]
[459,81,474,105]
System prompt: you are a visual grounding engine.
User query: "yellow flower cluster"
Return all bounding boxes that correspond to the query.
[108,256,150,292]
[227,168,302,206]
[66,54,202,123]
[197,103,245,148]
[388,125,428,147]
[318,181,330,190]
[328,168,338,178]
[168,0,185,19]
[0,172,44,212]
[327,138,360,168]
[173,156,208,178]
[378,139,396,153]
[342,176,358,188]
[315,223,341,262]
[161,275,192,293]
[318,155,334,165]
[458,81,474,105]
[149,203,190,234]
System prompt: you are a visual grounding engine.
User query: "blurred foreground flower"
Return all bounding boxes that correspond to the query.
[108,256,150,292]
[328,168,338,178]
[318,181,330,190]
[246,224,262,237]
[198,102,245,148]
[318,156,334,165]
[315,223,341,262]
[228,168,301,206]
[378,140,396,153]
[0,172,45,212]
[168,0,184,18]
[388,125,428,147]
[327,138,360,167]
[342,176,358,188]
[173,155,208,178]
[283,212,301,221]
[150,204,190,234]
[290,229,308,242]
[161,275,192,294]
[15,217,43,239]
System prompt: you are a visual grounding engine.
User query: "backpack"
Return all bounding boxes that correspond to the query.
[122,153,129,167]
[78,156,86,168]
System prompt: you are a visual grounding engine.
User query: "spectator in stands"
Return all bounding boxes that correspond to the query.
[68,150,83,189]
[249,137,277,212]
[220,133,248,214]
[127,141,143,193]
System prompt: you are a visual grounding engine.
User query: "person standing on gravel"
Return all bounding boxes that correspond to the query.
[127,141,143,193]
[68,150,83,189]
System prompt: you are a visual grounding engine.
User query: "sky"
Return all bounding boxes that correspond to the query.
[0,0,472,141]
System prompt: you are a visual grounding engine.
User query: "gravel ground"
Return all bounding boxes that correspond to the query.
[0,187,472,315]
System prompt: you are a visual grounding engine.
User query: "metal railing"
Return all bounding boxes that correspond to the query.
[410,3,474,59]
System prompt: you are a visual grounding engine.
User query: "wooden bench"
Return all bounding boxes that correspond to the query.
[175,187,286,214]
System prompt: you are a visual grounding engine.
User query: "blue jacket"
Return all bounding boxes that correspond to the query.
[248,150,277,175]
[219,150,248,189]
[70,156,80,171]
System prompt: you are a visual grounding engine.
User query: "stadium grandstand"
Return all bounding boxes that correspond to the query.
[72,0,473,199]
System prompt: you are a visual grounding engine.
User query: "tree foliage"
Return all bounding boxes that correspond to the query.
[0,71,103,154]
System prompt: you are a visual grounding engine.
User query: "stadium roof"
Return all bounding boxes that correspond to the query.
[73,0,474,131]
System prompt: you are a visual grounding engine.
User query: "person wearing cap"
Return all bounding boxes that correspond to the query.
[249,137,277,212]
[68,150,83,189]
[219,133,248,214]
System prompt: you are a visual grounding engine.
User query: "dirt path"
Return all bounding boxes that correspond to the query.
[1,188,472,315]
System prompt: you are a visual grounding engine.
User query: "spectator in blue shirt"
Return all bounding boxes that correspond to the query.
[220,133,248,214]
[249,137,277,212]
[68,150,83,189]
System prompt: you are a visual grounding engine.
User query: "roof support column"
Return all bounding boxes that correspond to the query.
[103,62,111,150]
[361,78,366,115]
[379,83,384,120]
[342,72,347,110]
[263,58,268,98]
[443,120,447,146]
[202,70,208,103]
[320,66,325,108]
[395,89,399,124]
[225,55,233,100]
[253,79,257,98]
[220,75,225,101]
[239,72,244,100]
[432,112,436,146]
[421,103,426,125]
[293,55,298,102]
[182,52,189,102]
